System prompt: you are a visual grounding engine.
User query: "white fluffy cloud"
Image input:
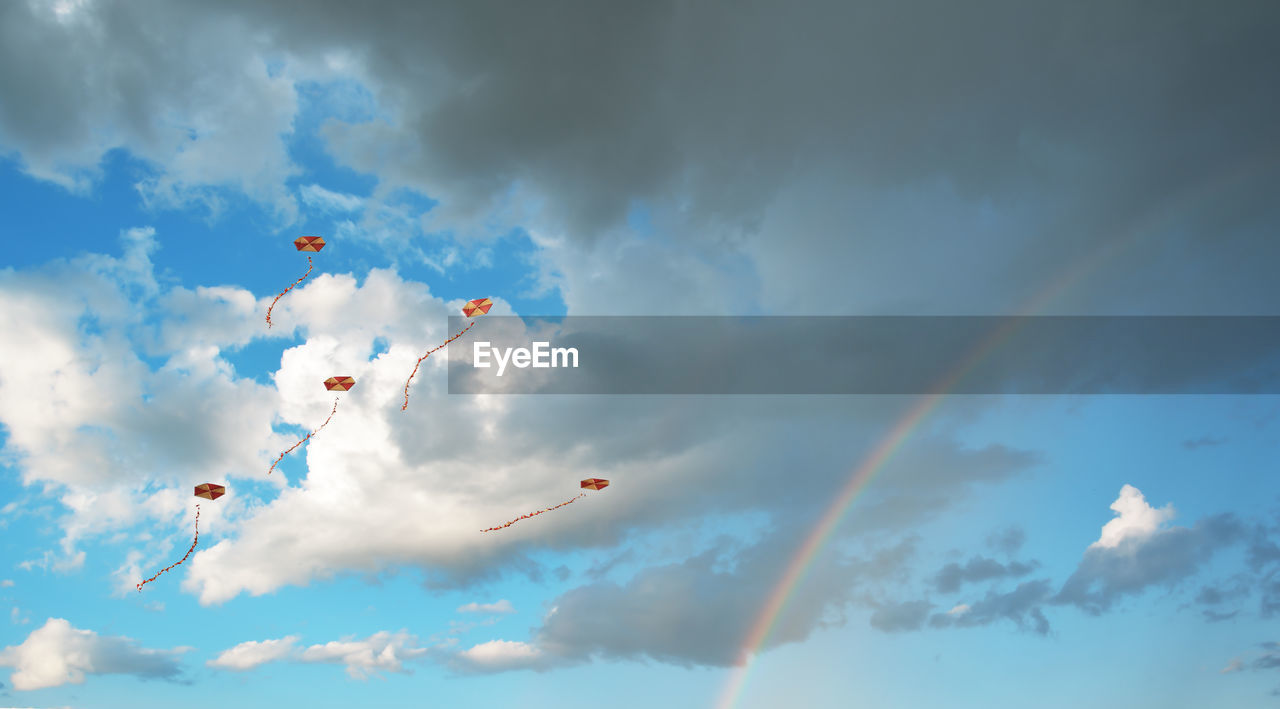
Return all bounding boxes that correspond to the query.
[457,600,515,615]
[297,631,428,679]
[299,184,365,214]
[0,618,185,690]
[0,220,1041,676]
[455,640,544,672]
[1056,486,1243,614]
[1091,484,1176,550]
[208,631,428,679]
[207,636,299,671]
[0,229,285,567]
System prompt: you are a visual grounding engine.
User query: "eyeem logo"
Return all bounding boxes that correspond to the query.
[473,341,579,377]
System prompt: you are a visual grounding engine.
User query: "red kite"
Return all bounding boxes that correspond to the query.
[294,236,325,252]
[324,376,355,392]
[268,377,354,475]
[138,483,225,591]
[267,237,327,328]
[194,483,225,500]
[462,298,492,317]
[402,298,493,411]
[481,478,610,533]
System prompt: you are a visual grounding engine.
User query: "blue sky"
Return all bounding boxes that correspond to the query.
[1,1,1280,707]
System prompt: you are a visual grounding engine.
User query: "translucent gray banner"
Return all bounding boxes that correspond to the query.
[445,316,1280,395]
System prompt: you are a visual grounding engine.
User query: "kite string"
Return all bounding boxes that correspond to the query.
[265,256,314,328]
[402,320,478,411]
[480,493,586,533]
[267,397,340,475]
[137,504,200,592]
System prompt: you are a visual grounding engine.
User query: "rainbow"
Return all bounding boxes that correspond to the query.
[712,153,1269,707]
[716,322,1003,701]
[714,315,1021,708]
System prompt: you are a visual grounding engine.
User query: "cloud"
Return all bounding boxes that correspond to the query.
[186,0,1280,323]
[299,184,364,213]
[207,636,300,671]
[933,556,1037,593]
[0,1,302,221]
[527,534,918,668]
[0,223,1042,619]
[985,527,1026,555]
[0,229,284,565]
[0,0,1275,692]
[1203,609,1239,623]
[456,600,515,615]
[208,631,427,679]
[1183,436,1227,450]
[1196,582,1250,606]
[454,640,545,673]
[1247,529,1280,572]
[929,580,1054,634]
[0,0,1276,327]
[1091,485,1175,550]
[298,631,428,680]
[0,618,185,690]
[1255,642,1280,671]
[0,581,11,588]
[1222,658,1244,674]
[869,600,932,633]
[1055,486,1244,614]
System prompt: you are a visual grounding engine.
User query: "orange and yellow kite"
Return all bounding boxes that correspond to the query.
[402,298,492,411]
[137,483,224,591]
[268,376,354,475]
[266,237,326,328]
[481,478,610,533]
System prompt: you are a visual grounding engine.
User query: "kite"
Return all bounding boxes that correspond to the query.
[402,298,493,411]
[267,376,354,476]
[480,478,609,533]
[266,236,326,328]
[137,483,225,591]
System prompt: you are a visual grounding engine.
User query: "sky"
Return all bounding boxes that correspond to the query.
[0,0,1279,707]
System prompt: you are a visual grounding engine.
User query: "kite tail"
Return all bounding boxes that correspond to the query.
[267,397,340,475]
[137,505,200,592]
[402,320,478,411]
[265,256,314,328]
[480,493,586,533]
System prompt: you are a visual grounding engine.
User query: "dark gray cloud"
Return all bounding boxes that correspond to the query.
[869,600,933,633]
[1183,436,1228,450]
[1197,585,1237,606]
[985,527,1026,556]
[1194,578,1252,608]
[532,532,916,667]
[933,556,1037,594]
[1260,580,1280,619]
[1255,643,1280,671]
[928,580,1054,635]
[1203,609,1240,623]
[1055,514,1244,615]
[248,0,1280,317]
[3,0,1277,318]
[1248,529,1280,572]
